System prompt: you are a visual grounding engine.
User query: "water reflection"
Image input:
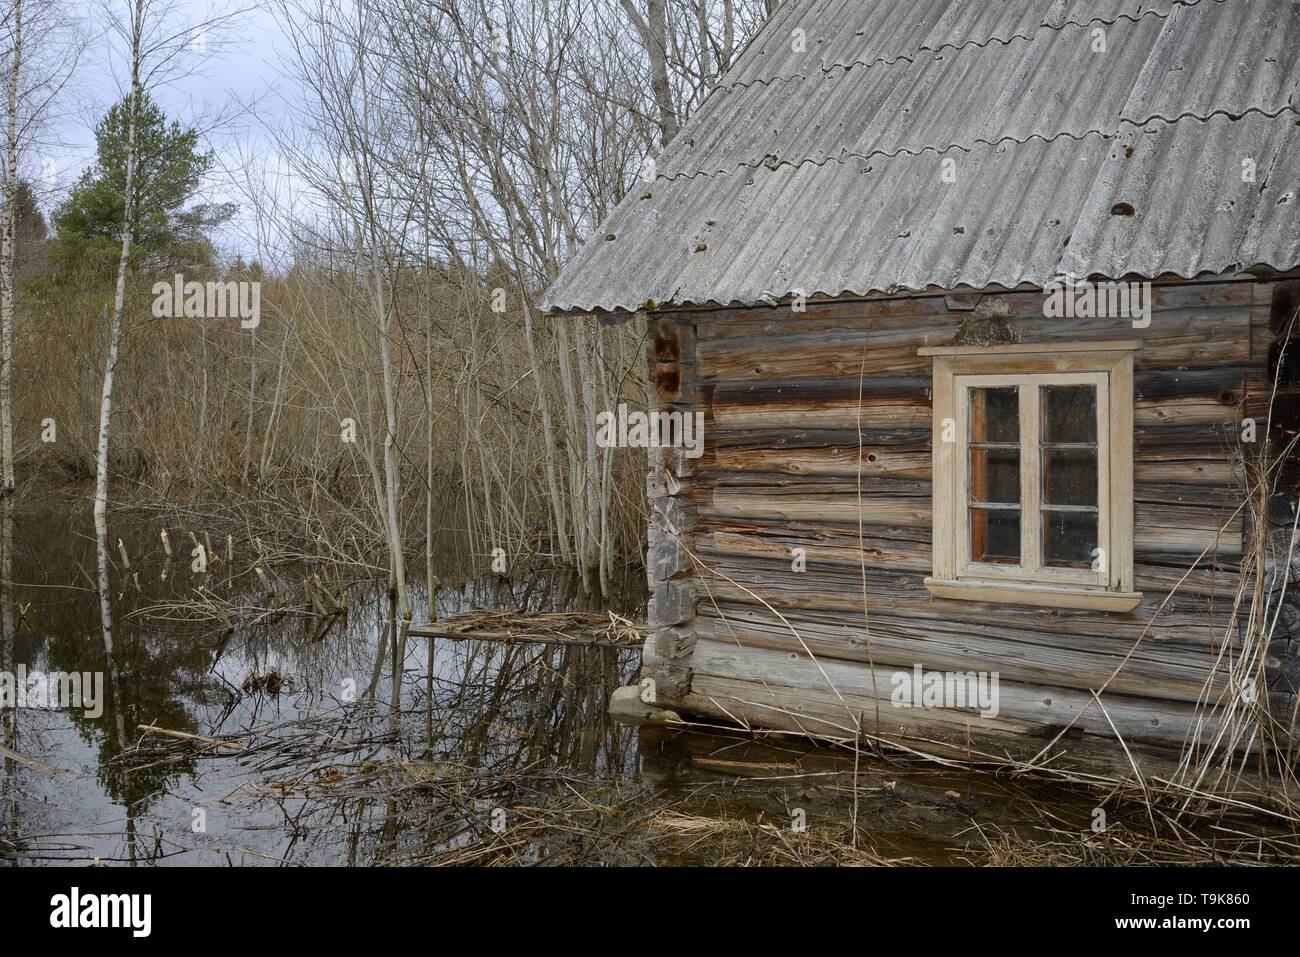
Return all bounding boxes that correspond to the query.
[0,501,650,864]
[6,501,1289,866]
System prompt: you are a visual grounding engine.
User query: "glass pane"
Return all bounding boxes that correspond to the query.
[1042,449,1097,507]
[970,387,1019,444]
[1043,511,1097,567]
[971,507,1020,564]
[970,448,1019,504]
[1042,385,1097,444]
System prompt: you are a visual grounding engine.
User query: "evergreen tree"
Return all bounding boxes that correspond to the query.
[50,92,235,274]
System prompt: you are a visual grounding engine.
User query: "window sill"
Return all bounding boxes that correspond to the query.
[923,577,1142,612]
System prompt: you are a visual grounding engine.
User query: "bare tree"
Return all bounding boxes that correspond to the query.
[93,0,145,664]
[0,0,22,501]
[60,0,779,626]
[93,0,241,656]
[619,0,677,145]
[269,0,434,713]
[1,0,79,497]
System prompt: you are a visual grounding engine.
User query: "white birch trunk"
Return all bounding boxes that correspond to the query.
[95,0,143,658]
[0,0,22,497]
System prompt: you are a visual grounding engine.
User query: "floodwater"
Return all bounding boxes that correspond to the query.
[0,498,1271,866]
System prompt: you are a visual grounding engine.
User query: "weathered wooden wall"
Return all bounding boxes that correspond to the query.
[641,275,1300,773]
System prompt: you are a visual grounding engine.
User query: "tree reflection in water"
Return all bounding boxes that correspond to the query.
[7,505,1291,866]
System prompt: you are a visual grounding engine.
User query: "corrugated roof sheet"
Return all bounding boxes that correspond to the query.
[921,0,1050,52]
[1062,111,1300,278]
[541,0,1300,314]
[1121,0,1300,123]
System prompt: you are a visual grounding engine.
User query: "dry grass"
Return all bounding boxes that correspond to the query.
[110,692,1300,867]
[413,609,647,647]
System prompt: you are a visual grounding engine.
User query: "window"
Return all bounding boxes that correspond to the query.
[920,342,1140,611]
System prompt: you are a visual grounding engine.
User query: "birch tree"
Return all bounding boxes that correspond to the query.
[93,0,144,665]
[0,0,22,500]
[93,0,238,655]
[1,0,78,497]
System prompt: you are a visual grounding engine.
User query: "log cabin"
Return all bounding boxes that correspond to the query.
[541,0,1300,780]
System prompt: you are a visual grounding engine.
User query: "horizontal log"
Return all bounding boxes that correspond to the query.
[690,283,1256,340]
[692,605,1224,704]
[701,484,1238,553]
[697,520,933,574]
[689,558,1233,648]
[685,672,1061,746]
[704,424,1237,484]
[686,639,1224,750]
[1151,281,1256,308]
[695,516,1236,595]
[699,308,1252,382]
[696,442,1242,486]
[707,385,1239,430]
[1135,366,1248,399]
[708,377,930,430]
[702,339,931,379]
[1134,482,1240,507]
[1134,458,1240,486]
[704,491,931,527]
[1135,503,1243,556]
[1133,423,1244,484]
[680,676,1194,776]
[1134,423,1242,448]
[706,441,931,480]
[703,436,1237,486]
[1134,557,1242,595]
[693,295,956,339]
[699,474,928,493]
[1135,394,1242,428]
[706,426,930,450]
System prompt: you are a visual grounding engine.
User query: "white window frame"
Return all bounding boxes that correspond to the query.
[921,341,1141,612]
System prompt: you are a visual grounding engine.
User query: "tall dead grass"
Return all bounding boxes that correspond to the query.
[13,260,649,589]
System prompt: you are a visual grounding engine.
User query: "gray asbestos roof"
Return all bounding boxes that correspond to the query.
[540,0,1300,314]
